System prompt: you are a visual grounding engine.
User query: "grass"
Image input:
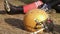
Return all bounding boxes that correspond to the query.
[8,0,37,6]
[20,0,36,4]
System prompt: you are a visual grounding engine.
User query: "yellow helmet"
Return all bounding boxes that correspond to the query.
[23,9,48,32]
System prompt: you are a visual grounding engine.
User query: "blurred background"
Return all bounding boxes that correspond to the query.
[0,0,60,34]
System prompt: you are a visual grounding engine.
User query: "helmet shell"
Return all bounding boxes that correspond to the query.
[24,9,48,32]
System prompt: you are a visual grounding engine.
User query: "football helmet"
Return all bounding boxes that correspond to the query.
[23,9,48,32]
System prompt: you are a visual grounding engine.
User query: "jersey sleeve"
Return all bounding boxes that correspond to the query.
[23,1,43,13]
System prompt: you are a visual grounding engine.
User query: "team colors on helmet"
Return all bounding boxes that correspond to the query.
[24,9,48,32]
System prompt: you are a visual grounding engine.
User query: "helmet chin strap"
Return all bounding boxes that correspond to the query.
[30,22,45,34]
[30,28,45,34]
